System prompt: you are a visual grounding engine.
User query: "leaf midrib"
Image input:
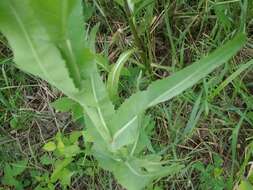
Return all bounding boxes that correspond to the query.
[90,74,112,140]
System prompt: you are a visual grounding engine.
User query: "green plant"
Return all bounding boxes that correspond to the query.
[192,155,232,190]
[37,132,83,189]
[114,0,154,73]
[0,0,247,189]
[236,141,253,190]
[1,160,27,190]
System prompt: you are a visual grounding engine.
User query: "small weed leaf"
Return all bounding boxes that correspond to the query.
[43,141,56,152]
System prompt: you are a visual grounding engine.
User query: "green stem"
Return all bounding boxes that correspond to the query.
[123,0,151,74]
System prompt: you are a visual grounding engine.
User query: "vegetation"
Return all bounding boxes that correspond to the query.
[0,0,252,189]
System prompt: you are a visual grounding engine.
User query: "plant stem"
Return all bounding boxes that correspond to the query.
[123,0,151,74]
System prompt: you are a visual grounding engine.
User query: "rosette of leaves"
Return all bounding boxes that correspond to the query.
[0,0,246,189]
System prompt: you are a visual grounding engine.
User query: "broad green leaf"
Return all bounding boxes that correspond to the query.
[35,3,117,143]
[111,114,141,150]
[73,72,115,143]
[134,0,154,16]
[133,116,155,154]
[40,154,55,165]
[55,132,65,154]
[43,141,57,152]
[63,144,81,158]
[109,33,246,150]
[30,0,86,89]
[69,131,82,144]
[107,49,135,100]
[10,160,28,176]
[50,158,73,183]
[94,148,183,190]
[51,97,84,120]
[0,0,78,95]
[60,168,74,187]
[2,167,23,190]
[238,180,253,190]
[51,97,76,112]
[0,0,115,144]
[2,160,28,190]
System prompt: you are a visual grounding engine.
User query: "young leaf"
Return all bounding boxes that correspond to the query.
[2,160,28,190]
[2,165,23,190]
[109,33,246,150]
[60,168,74,187]
[51,97,76,112]
[50,158,73,183]
[10,160,28,176]
[107,49,135,100]
[51,97,84,120]
[43,141,57,152]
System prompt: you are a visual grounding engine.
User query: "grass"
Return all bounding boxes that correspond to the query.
[0,0,253,189]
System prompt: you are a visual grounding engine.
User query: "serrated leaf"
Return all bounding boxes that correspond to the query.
[50,158,73,183]
[69,131,82,144]
[2,170,23,190]
[51,97,75,112]
[51,97,84,120]
[109,33,246,150]
[10,160,28,177]
[0,0,115,146]
[30,0,86,89]
[40,154,55,165]
[63,144,81,158]
[94,147,183,190]
[0,0,78,95]
[2,160,28,190]
[60,168,74,187]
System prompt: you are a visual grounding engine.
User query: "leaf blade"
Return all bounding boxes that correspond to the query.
[110,33,246,150]
[0,0,78,95]
[107,49,135,100]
